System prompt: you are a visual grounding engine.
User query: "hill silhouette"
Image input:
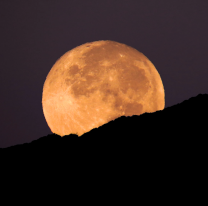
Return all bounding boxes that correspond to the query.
[0,93,207,164]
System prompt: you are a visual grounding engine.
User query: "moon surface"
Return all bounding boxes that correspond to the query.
[42,40,165,137]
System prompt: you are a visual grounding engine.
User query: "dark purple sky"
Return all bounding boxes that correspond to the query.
[0,0,207,148]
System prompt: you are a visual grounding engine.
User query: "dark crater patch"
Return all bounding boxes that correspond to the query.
[68,65,80,76]
[118,64,150,96]
[123,102,143,116]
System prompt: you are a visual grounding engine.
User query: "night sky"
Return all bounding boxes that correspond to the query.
[0,0,207,148]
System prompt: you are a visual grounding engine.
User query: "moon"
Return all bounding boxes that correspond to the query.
[42,40,165,137]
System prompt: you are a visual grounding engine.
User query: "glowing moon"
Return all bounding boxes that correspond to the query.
[42,40,165,137]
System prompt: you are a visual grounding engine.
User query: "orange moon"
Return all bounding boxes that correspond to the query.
[42,40,165,137]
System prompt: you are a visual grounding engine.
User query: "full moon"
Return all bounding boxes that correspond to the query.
[42,40,165,137]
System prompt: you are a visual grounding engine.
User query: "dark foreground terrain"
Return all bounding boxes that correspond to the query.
[1,93,207,200]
